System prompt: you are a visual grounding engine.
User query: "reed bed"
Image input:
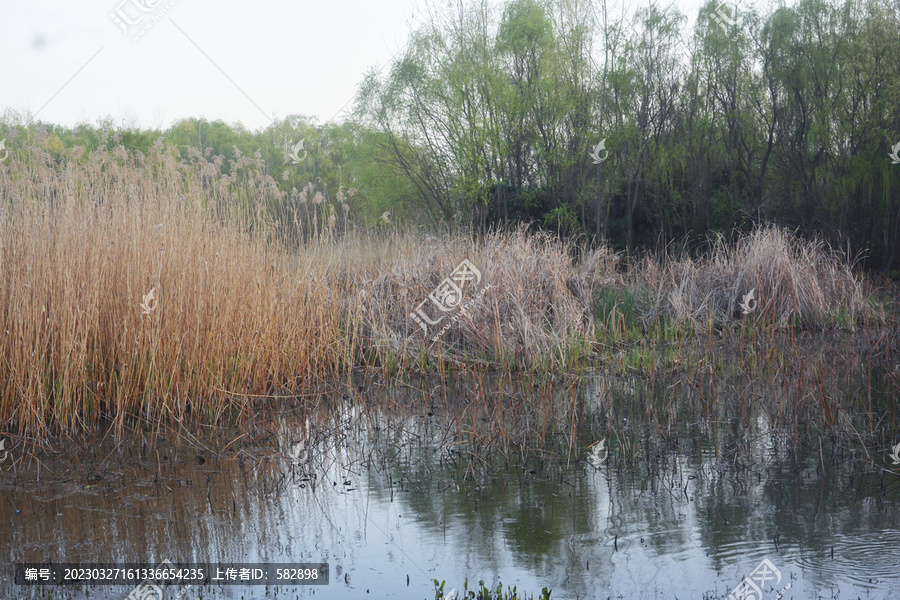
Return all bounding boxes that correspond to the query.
[639,226,865,327]
[0,142,345,436]
[0,141,880,437]
[350,226,615,364]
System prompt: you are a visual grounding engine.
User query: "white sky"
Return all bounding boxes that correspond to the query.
[1,0,714,132]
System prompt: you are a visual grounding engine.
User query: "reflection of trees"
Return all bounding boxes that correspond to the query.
[352,379,611,597]
[363,360,900,594]
[366,444,617,598]
[7,351,897,597]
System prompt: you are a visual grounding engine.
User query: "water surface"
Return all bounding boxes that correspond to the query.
[2,350,899,599]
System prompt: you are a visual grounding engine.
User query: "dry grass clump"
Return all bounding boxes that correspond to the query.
[0,141,614,435]
[0,143,345,437]
[644,226,864,326]
[352,226,616,361]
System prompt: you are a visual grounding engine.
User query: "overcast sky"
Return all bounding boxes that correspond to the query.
[2,0,718,132]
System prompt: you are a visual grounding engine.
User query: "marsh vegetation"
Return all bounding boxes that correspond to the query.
[1,0,899,596]
[0,133,897,598]
[0,139,889,438]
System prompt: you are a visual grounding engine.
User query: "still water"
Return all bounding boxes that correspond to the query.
[1,363,899,599]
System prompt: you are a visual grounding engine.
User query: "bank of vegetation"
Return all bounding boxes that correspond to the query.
[1,0,898,436]
[0,140,890,437]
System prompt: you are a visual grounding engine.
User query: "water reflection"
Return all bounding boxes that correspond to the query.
[1,358,899,599]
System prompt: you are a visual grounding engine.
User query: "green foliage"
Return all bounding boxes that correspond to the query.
[433,577,552,599]
[593,287,638,325]
[0,113,417,232]
[3,0,898,264]
[356,0,900,268]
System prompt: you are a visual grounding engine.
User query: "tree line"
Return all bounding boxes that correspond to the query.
[357,0,900,270]
[2,0,898,269]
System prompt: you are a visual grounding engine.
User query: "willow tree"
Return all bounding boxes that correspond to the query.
[354,0,900,267]
[357,0,609,235]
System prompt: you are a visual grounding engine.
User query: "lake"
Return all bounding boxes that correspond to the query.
[2,333,899,599]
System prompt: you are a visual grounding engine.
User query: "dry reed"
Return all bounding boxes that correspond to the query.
[0,141,873,437]
[639,226,865,327]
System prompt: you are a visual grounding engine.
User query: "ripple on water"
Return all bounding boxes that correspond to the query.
[711,538,775,565]
[789,530,900,586]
